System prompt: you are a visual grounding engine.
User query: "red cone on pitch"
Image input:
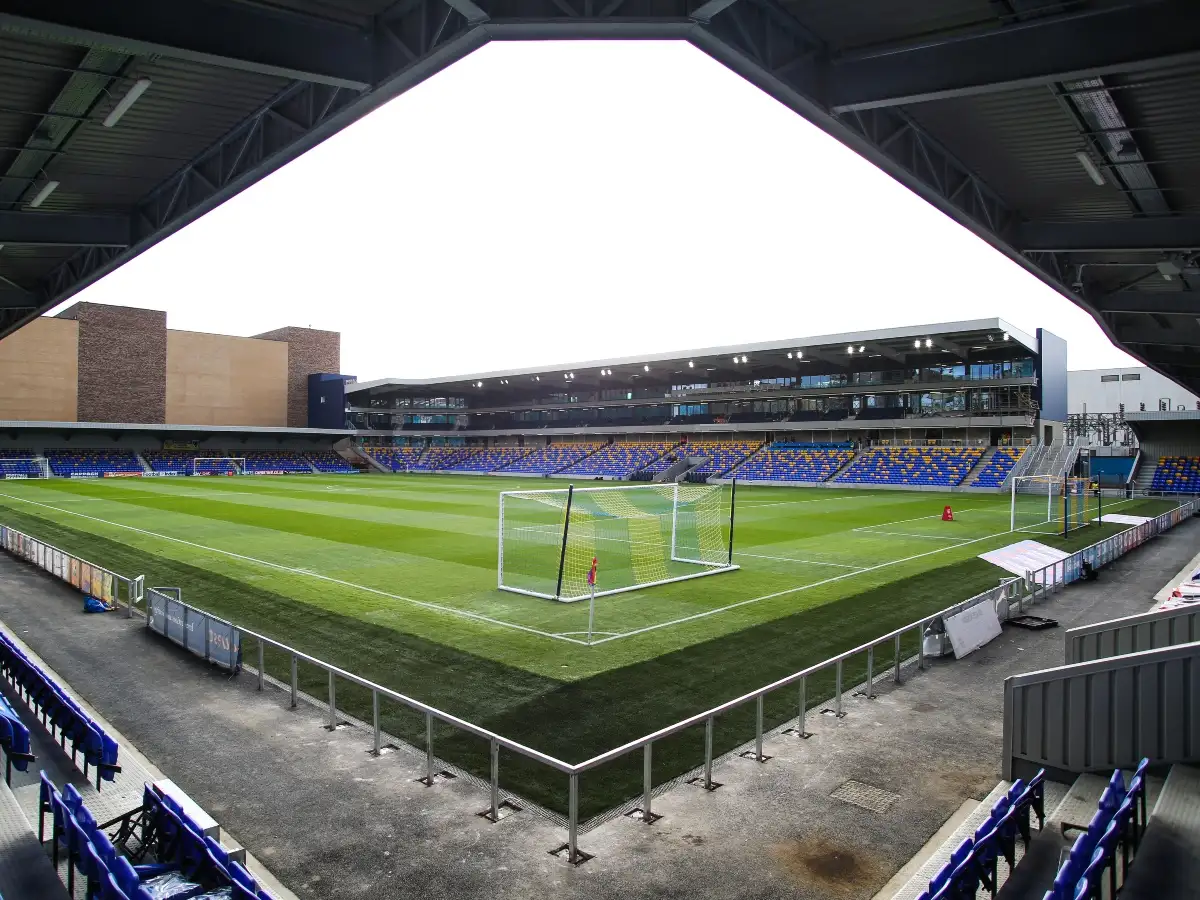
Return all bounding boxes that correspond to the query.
[942,505,954,521]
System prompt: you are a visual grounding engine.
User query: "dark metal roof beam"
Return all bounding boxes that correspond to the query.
[0,1,373,91]
[0,211,130,247]
[828,2,1200,113]
[1015,216,1200,252]
[1096,293,1200,316]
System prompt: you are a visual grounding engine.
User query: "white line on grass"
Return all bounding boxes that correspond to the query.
[588,524,1026,645]
[851,506,989,533]
[734,551,863,569]
[738,494,869,510]
[852,530,967,541]
[0,491,590,646]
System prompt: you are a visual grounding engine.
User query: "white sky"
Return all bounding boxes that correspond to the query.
[60,41,1137,382]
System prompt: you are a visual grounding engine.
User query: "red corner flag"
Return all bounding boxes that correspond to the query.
[587,557,598,587]
[942,505,954,521]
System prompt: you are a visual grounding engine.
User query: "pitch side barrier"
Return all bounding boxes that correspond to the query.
[0,499,1194,864]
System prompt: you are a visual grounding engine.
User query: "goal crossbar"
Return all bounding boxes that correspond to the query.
[498,481,738,602]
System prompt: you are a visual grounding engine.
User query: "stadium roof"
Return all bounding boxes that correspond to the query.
[347,317,1035,392]
[2,3,1199,389]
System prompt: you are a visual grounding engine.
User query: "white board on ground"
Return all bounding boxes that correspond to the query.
[979,540,1069,579]
[1095,513,1152,525]
[943,601,1003,658]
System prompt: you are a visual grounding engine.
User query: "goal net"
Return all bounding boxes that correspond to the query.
[1062,477,1093,534]
[193,457,245,476]
[498,482,738,601]
[1010,474,1058,533]
[0,457,49,479]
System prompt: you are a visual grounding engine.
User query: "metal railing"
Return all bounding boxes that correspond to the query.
[1065,604,1200,665]
[0,497,1196,862]
[0,525,143,617]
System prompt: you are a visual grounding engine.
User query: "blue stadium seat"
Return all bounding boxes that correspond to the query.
[450,447,533,473]
[500,444,601,474]
[837,447,984,487]
[1150,456,1200,493]
[303,452,356,474]
[46,449,143,478]
[732,443,852,482]
[971,447,1026,487]
[559,442,675,478]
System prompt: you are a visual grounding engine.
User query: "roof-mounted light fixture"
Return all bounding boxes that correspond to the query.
[688,360,694,368]
[914,339,922,348]
[1075,149,1105,186]
[847,346,855,354]
[643,364,650,372]
[28,179,59,208]
[740,355,747,363]
[924,338,933,349]
[103,78,152,128]
[1002,332,1010,341]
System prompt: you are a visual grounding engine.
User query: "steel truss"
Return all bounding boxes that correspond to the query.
[13,0,1172,350]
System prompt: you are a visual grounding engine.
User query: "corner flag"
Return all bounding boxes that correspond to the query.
[587,557,598,587]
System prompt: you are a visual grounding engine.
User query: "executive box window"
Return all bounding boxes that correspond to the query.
[1100,375,1120,383]
[1121,373,1141,381]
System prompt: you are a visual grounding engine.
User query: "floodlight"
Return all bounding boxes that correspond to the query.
[731,356,739,364]
[914,339,921,348]
[643,364,649,372]
[28,180,59,208]
[847,346,855,354]
[796,351,803,359]
[740,355,747,363]
[103,78,152,128]
[1075,150,1105,186]
[786,352,793,359]
[858,346,865,353]
[688,360,694,368]
[924,338,933,348]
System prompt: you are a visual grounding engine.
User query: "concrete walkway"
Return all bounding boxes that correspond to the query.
[0,517,1194,900]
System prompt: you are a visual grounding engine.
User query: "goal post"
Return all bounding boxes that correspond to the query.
[0,457,49,478]
[498,481,738,602]
[192,457,246,476]
[1062,476,1093,535]
[1010,474,1058,533]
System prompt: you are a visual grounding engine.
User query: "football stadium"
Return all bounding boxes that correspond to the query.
[1,6,1200,900]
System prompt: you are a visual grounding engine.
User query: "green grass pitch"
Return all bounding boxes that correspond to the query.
[0,474,1175,817]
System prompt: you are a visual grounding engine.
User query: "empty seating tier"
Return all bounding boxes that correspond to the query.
[303,451,355,473]
[451,448,531,472]
[500,444,600,474]
[732,444,854,482]
[838,447,984,487]
[45,450,142,478]
[409,447,478,471]
[683,442,760,477]
[367,447,423,472]
[0,631,119,789]
[142,451,193,474]
[972,447,1026,488]
[1150,457,1200,493]
[559,442,674,477]
[242,451,311,474]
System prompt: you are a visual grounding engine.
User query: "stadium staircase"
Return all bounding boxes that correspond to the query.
[1133,455,1158,493]
[132,451,152,474]
[961,446,997,485]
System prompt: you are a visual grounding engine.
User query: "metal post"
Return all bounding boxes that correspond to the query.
[753,696,763,763]
[290,655,298,708]
[327,671,337,729]
[834,659,843,717]
[553,485,575,601]
[204,618,210,662]
[489,738,500,821]
[568,773,579,863]
[893,634,902,684]
[642,743,653,822]
[866,646,875,699]
[425,712,434,785]
[798,676,808,736]
[917,623,926,670]
[703,716,714,789]
[257,642,264,691]
[372,691,381,756]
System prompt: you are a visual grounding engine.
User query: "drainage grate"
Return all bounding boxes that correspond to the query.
[830,780,899,814]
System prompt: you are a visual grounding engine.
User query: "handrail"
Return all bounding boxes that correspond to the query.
[2,495,1195,863]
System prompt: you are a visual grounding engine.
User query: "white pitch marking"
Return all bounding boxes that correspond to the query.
[850,530,967,541]
[0,491,588,646]
[734,550,863,569]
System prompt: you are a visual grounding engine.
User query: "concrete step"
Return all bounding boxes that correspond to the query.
[1120,765,1200,900]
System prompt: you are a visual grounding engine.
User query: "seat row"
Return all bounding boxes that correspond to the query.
[731,445,853,482]
[919,770,1046,900]
[39,772,275,900]
[971,447,1025,488]
[1045,760,1149,900]
[0,629,119,790]
[1151,456,1200,493]
[0,688,33,784]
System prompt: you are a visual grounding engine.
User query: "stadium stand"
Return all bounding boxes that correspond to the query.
[1043,761,1148,900]
[45,449,142,478]
[449,447,531,472]
[142,451,193,474]
[686,441,761,478]
[971,447,1026,488]
[409,447,478,471]
[38,772,279,900]
[303,451,355,473]
[242,451,312,474]
[731,443,854,483]
[0,630,118,789]
[500,444,600,474]
[558,442,675,478]
[366,447,423,472]
[837,446,985,486]
[0,690,33,785]
[918,769,1046,900]
[1150,457,1200,493]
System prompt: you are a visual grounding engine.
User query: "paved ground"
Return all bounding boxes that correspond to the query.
[0,517,1195,900]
